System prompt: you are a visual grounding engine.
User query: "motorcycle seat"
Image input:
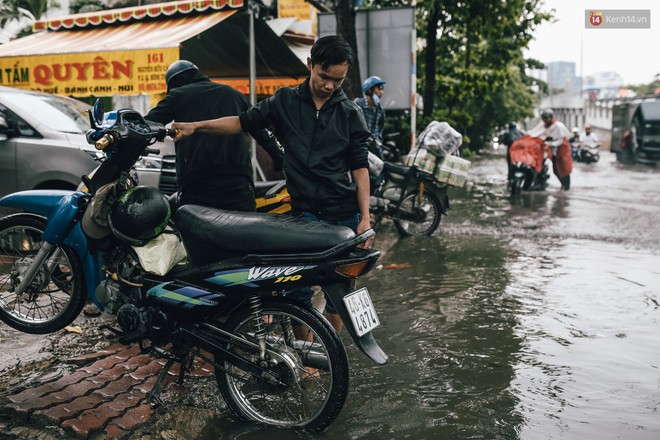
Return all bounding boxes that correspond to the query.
[384,162,410,176]
[174,204,355,265]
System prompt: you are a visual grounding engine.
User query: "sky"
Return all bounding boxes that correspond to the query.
[525,0,660,85]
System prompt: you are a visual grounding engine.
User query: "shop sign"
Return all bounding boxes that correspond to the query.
[0,48,179,97]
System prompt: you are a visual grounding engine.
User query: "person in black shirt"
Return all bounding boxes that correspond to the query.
[145,61,282,212]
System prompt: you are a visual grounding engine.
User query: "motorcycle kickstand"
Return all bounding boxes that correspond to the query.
[147,358,173,408]
[146,350,195,407]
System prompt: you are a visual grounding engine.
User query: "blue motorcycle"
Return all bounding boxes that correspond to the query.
[0,101,386,432]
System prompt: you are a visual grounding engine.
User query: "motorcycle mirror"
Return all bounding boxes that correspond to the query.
[92,99,105,126]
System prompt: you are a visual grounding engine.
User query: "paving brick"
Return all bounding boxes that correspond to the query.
[32,393,106,425]
[60,402,122,437]
[128,360,165,381]
[81,354,127,375]
[11,379,106,413]
[101,390,144,413]
[67,344,125,366]
[7,370,94,404]
[188,361,214,378]
[93,375,142,399]
[103,422,130,440]
[111,344,144,361]
[133,374,175,395]
[112,403,152,431]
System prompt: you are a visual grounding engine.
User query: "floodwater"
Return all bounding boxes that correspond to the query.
[203,151,660,439]
[2,151,659,439]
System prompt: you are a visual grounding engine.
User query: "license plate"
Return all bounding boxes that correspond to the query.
[343,287,381,337]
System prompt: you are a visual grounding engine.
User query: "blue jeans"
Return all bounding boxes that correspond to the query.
[286,212,360,313]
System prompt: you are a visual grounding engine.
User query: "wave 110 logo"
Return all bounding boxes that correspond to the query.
[589,11,603,26]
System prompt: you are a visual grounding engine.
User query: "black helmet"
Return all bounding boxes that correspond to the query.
[541,109,554,119]
[165,60,198,91]
[108,186,171,246]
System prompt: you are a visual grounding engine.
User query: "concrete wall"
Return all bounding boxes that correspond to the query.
[539,92,618,150]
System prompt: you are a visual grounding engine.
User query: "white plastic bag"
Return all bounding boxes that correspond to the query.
[416,121,463,156]
[132,229,187,276]
[368,151,384,176]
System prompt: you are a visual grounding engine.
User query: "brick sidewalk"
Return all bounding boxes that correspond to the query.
[0,343,214,439]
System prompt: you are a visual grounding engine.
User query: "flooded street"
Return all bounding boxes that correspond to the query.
[2,151,659,439]
[331,151,660,440]
[194,152,660,439]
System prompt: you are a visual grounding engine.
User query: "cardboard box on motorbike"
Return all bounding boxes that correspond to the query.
[404,121,470,187]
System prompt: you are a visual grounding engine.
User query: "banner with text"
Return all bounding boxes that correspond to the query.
[0,48,179,97]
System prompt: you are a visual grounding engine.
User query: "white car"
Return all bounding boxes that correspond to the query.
[0,86,172,197]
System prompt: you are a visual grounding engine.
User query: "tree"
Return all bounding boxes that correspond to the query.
[1,0,58,26]
[415,0,553,150]
[334,0,362,99]
[69,0,105,14]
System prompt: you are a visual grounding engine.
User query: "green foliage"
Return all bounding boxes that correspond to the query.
[1,0,58,28]
[632,74,660,97]
[414,0,553,151]
[69,0,105,14]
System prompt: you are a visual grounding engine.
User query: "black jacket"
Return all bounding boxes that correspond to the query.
[146,75,282,192]
[239,79,370,219]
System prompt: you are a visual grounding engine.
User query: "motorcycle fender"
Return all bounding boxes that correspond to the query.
[0,190,85,242]
[0,191,102,306]
[323,283,388,365]
[430,184,450,215]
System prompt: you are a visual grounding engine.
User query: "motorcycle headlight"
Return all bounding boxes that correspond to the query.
[135,156,162,170]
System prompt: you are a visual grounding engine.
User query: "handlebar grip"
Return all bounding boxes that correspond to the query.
[166,128,179,138]
[95,133,115,150]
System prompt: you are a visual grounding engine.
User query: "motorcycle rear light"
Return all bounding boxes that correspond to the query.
[335,261,369,278]
[282,195,291,203]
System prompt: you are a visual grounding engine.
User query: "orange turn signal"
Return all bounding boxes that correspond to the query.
[335,260,369,278]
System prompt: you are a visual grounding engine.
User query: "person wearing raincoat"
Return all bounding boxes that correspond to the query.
[528,109,573,190]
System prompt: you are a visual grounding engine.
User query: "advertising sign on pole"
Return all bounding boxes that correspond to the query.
[318,7,416,143]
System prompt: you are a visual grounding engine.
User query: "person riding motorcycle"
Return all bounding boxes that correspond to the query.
[570,127,581,159]
[145,60,283,212]
[579,124,599,148]
[501,123,524,179]
[528,109,573,190]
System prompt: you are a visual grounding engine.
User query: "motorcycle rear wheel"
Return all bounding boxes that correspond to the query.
[0,215,86,334]
[215,300,349,432]
[393,190,442,236]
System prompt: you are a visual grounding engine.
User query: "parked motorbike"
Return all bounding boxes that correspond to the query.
[368,148,449,236]
[0,101,386,432]
[508,135,551,196]
[253,159,450,237]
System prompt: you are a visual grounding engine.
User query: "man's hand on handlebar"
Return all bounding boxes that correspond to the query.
[172,122,194,142]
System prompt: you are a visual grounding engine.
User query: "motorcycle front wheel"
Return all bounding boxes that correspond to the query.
[0,215,86,334]
[393,190,442,236]
[215,299,349,432]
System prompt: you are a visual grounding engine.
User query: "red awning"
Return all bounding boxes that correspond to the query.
[0,12,236,57]
[33,0,245,31]
[0,0,307,97]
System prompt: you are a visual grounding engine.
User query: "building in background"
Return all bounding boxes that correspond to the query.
[547,61,578,93]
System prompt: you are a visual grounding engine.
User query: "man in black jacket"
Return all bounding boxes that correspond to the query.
[172,36,372,331]
[146,61,283,211]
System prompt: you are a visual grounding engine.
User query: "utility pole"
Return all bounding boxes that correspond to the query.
[248,0,266,181]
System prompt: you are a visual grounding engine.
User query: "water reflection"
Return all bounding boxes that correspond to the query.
[197,153,660,439]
